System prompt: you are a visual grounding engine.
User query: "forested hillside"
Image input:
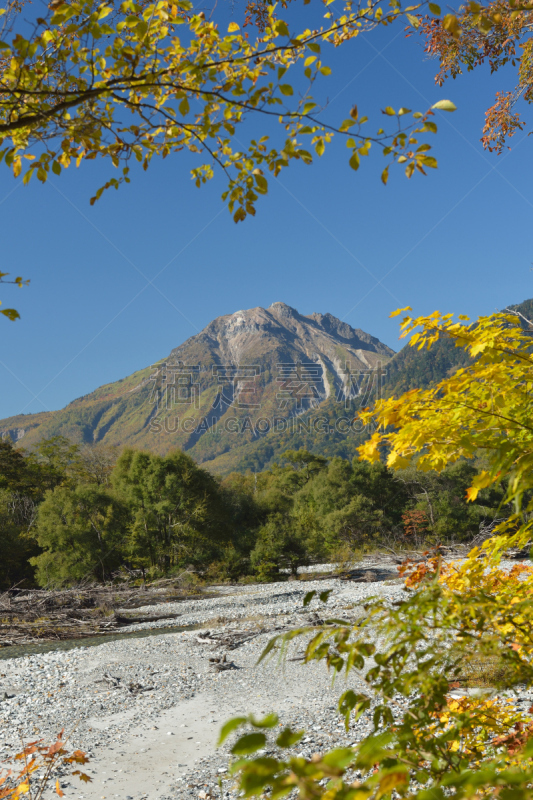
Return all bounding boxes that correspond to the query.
[0,435,509,590]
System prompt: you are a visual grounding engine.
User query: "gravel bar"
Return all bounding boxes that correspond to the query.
[0,560,528,800]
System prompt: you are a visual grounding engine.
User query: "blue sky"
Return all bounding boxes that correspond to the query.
[1,5,532,419]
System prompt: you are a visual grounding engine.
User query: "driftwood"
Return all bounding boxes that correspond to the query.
[195,621,295,655]
[113,611,182,626]
[339,567,398,583]
[95,672,154,694]
[0,579,203,648]
[208,654,238,672]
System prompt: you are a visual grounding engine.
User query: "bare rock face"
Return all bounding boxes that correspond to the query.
[1,428,26,442]
[169,302,393,371]
[0,303,394,471]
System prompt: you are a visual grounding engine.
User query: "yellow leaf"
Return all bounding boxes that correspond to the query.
[432,98,457,112]
[227,21,240,31]
[390,306,412,318]
[377,772,408,799]
[387,451,410,469]
[442,14,461,36]
[466,471,492,502]
[358,436,382,463]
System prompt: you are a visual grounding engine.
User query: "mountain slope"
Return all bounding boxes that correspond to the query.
[382,296,533,399]
[4,298,530,474]
[0,303,394,470]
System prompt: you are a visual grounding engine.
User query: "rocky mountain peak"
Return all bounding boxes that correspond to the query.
[0,301,395,471]
[268,301,298,318]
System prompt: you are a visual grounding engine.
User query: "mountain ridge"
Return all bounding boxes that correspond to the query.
[0,302,394,470]
[4,298,530,474]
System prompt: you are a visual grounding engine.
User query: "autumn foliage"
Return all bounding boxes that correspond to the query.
[0,733,90,800]
[222,305,533,800]
[419,0,533,153]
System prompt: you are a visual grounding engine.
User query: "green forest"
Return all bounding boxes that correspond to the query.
[0,434,509,590]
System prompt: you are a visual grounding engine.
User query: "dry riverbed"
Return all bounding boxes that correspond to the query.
[1,559,530,800]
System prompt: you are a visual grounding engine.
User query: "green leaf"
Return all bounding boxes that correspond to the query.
[339,119,357,132]
[279,84,293,97]
[276,727,304,748]
[257,634,281,662]
[322,748,355,769]
[339,690,371,729]
[303,591,316,607]
[477,16,493,32]
[179,97,190,116]
[428,2,441,12]
[442,13,461,36]
[239,766,278,795]
[275,20,289,36]
[218,716,247,746]
[349,152,360,170]
[315,138,325,156]
[22,167,34,185]
[255,174,268,194]
[381,166,389,185]
[249,713,278,728]
[319,589,332,603]
[0,307,20,321]
[431,99,457,112]
[231,733,267,755]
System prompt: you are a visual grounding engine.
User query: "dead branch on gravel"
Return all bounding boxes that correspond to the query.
[0,577,204,648]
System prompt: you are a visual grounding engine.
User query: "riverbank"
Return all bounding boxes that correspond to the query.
[1,557,530,800]
[0,561,403,799]
[0,579,206,648]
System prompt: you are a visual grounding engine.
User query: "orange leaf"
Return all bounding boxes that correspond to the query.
[47,740,65,756]
[56,780,64,797]
[72,772,92,783]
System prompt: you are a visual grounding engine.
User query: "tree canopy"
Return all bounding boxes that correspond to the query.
[0,0,460,318]
[0,0,451,215]
[358,306,533,512]
[420,0,533,154]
